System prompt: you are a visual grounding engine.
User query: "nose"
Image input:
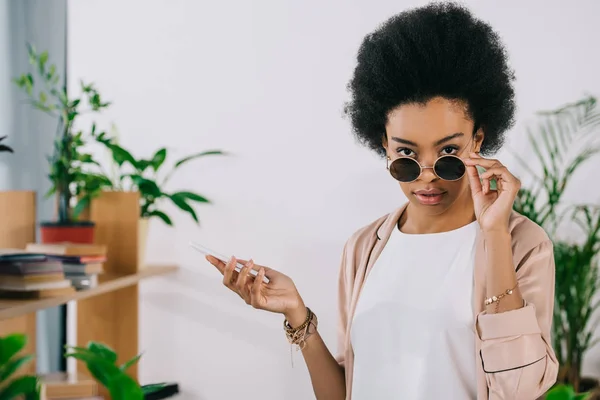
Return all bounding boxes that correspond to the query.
[418,157,438,182]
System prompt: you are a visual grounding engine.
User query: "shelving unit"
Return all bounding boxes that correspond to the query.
[0,190,178,397]
[0,191,37,374]
[0,265,177,320]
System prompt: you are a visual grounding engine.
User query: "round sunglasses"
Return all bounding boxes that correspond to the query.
[388,154,466,183]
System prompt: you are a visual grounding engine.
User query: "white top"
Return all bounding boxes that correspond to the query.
[351,220,479,400]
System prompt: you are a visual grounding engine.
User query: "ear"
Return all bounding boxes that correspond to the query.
[473,129,484,153]
[381,133,389,155]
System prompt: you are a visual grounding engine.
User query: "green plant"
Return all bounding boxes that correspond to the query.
[0,333,40,400]
[512,95,600,391]
[92,130,225,226]
[65,341,144,400]
[12,44,112,223]
[545,384,591,400]
[0,136,13,154]
[553,207,600,390]
[65,341,176,400]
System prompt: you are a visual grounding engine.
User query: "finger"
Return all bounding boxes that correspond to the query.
[235,259,254,301]
[464,153,503,169]
[482,172,490,195]
[206,255,226,274]
[236,258,271,271]
[250,267,266,308]
[480,167,519,191]
[222,256,238,289]
[465,164,483,196]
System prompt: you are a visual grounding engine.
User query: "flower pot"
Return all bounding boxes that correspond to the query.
[40,221,95,244]
[138,217,149,269]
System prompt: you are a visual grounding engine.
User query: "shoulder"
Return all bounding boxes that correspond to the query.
[338,210,397,278]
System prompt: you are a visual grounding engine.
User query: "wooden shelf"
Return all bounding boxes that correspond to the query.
[0,265,177,320]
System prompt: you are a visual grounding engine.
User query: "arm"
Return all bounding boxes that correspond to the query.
[205,248,349,400]
[284,244,351,400]
[285,306,346,400]
[476,237,559,399]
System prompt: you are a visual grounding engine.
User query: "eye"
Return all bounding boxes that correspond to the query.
[441,145,459,155]
[396,147,415,157]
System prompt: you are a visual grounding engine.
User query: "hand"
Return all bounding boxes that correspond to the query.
[205,255,307,324]
[464,152,521,233]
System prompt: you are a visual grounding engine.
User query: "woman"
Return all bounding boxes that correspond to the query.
[206,3,558,399]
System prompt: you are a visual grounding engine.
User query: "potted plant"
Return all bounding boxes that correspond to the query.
[0,333,41,399]
[545,384,591,400]
[512,95,600,392]
[88,129,224,263]
[65,341,179,400]
[12,44,112,244]
[0,136,13,154]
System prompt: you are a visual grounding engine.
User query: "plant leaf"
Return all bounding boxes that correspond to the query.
[0,375,40,400]
[72,196,90,219]
[169,194,198,223]
[170,191,210,203]
[0,334,27,365]
[0,354,33,381]
[87,341,118,363]
[64,351,121,387]
[108,144,137,168]
[119,353,142,372]
[174,150,225,169]
[148,210,173,226]
[150,148,167,171]
[129,175,162,198]
[108,373,144,400]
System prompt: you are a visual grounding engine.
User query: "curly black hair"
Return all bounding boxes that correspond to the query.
[344,2,516,158]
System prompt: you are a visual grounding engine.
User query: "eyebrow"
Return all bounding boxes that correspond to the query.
[391,132,465,147]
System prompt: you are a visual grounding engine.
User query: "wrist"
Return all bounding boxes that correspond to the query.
[481,227,510,238]
[284,300,307,328]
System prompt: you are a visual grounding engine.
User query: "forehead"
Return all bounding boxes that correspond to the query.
[385,97,474,144]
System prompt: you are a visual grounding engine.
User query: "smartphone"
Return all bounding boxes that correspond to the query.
[189,241,270,284]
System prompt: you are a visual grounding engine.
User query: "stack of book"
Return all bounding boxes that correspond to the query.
[25,243,107,291]
[0,249,74,299]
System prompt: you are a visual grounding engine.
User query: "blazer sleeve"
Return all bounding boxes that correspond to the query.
[476,239,559,399]
[335,242,352,369]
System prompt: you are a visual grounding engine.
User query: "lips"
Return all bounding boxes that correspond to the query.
[413,188,447,205]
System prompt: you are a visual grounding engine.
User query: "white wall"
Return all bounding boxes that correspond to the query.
[67,1,600,398]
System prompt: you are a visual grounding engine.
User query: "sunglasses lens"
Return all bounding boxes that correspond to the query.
[434,156,466,181]
[389,158,421,182]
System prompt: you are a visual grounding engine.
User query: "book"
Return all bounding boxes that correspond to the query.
[25,243,107,257]
[0,249,47,263]
[0,279,71,291]
[0,261,63,275]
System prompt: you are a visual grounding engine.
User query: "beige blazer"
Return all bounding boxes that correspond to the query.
[335,203,559,399]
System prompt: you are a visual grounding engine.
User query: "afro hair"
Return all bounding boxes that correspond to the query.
[344,2,516,158]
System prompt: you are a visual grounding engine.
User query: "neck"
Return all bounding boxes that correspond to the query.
[400,188,476,234]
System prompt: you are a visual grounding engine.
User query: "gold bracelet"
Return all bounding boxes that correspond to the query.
[484,284,518,313]
[283,307,318,367]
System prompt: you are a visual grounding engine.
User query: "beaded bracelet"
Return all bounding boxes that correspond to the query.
[484,283,518,313]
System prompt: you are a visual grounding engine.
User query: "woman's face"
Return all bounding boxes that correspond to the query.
[383,97,484,216]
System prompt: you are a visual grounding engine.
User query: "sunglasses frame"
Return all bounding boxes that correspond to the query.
[388,154,466,183]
